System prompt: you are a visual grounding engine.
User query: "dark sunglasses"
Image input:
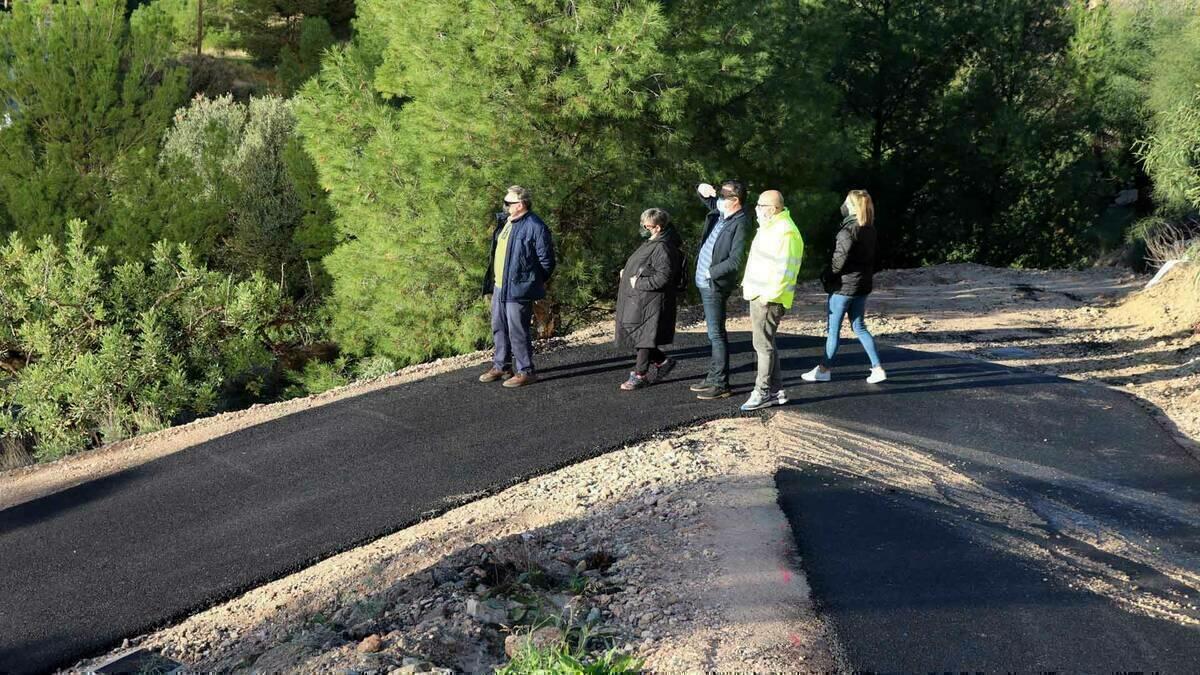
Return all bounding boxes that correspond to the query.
[503,200,521,206]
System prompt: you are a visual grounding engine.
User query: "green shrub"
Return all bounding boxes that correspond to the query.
[497,643,642,675]
[160,93,336,295]
[1139,7,1200,214]
[282,357,351,399]
[0,221,300,462]
[281,353,396,399]
[1141,89,1200,212]
[354,355,396,380]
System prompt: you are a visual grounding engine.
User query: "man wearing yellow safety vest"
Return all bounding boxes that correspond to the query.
[739,190,804,411]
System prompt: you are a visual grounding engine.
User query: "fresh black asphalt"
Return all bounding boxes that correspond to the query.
[774,339,1200,671]
[2,332,1199,672]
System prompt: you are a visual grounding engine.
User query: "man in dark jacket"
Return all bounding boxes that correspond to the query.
[480,185,556,388]
[690,179,751,399]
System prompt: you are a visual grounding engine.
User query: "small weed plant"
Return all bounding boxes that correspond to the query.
[496,643,642,674]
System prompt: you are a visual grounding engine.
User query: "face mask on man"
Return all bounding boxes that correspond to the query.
[840,197,857,219]
[638,224,652,239]
[716,198,730,217]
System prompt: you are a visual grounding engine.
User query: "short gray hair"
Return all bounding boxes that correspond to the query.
[507,185,532,209]
[640,207,670,229]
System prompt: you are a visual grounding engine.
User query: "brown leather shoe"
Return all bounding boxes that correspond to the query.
[478,367,512,383]
[502,372,538,388]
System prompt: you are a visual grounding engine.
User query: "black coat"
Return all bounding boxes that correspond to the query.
[615,227,685,349]
[696,195,751,295]
[826,215,877,296]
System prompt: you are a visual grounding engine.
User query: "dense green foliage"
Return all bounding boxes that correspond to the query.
[0,0,188,247]
[232,0,352,67]
[1139,9,1200,213]
[277,16,336,94]
[3,0,1200,462]
[160,93,336,293]
[297,0,839,363]
[811,1,1120,267]
[158,0,241,55]
[0,222,298,461]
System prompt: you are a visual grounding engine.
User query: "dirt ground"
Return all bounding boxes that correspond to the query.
[25,261,1200,673]
[860,263,1198,454]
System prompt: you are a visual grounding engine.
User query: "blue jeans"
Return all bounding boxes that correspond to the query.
[824,294,881,368]
[491,293,535,375]
[699,286,730,387]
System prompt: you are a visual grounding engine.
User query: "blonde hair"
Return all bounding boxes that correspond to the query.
[847,190,874,227]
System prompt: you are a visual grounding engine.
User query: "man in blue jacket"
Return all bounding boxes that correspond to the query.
[691,179,751,399]
[480,185,557,388]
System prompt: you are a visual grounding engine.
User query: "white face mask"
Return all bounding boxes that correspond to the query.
[716,198,730,217]
[841,196,857,218]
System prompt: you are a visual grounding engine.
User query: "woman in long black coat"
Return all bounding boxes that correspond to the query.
[615,208,685,390]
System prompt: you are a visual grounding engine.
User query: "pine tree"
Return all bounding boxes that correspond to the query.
[0,0,188,248]
[296,0,838,365]
[278,16,335,94]
[232,0,352,66]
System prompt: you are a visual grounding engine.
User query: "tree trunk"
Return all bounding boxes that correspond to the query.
[196,0,204,55]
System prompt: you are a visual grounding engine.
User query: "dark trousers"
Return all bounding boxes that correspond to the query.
[491,292,535,374]
[699,285,730,388]
[635,347,667,375]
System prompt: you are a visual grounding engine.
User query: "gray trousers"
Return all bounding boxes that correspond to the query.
[491,292,535,375]
[750,299,786,394]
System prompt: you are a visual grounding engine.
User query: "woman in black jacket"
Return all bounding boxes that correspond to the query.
[805,190,887,384]
[615,208,685,390]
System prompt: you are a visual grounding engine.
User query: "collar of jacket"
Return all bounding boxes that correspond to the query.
[841,214,860,228]
[761,208,794,229]
[720,208,747,227]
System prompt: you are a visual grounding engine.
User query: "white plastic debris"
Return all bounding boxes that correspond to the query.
[1145,259,1186,289]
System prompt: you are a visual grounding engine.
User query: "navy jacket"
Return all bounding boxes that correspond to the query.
[696,194,751,295]
[482,211,556,302]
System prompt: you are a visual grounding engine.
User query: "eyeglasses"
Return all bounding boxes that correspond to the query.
[755,203,776,209]
[503,200,521,206]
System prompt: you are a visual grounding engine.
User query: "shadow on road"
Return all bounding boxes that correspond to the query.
[776,463,1200,671]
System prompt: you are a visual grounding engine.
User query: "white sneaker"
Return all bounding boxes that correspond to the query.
[867,367,887,384]
[741,389,788,411]
[801,366,831,383]
[740,390,770,411]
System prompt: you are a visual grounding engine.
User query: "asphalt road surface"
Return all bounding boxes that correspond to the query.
[774,338,1200,671]
[2,332,1198,672]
